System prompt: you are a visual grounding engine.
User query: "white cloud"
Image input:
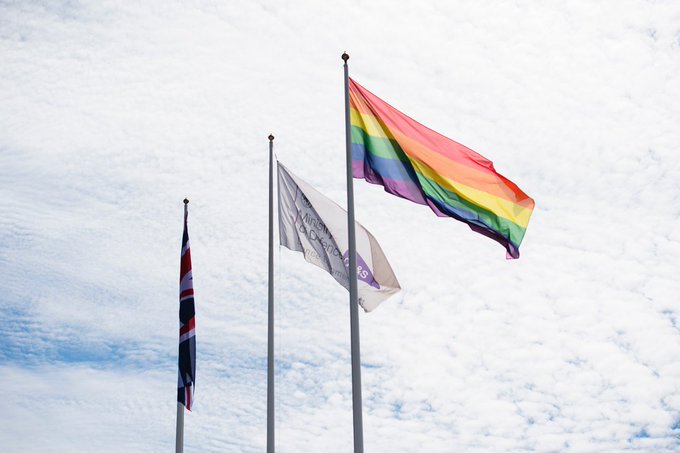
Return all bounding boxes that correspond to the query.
[1,0,680,451]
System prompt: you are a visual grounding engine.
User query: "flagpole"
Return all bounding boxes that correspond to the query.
[175,401,184,453]
[342,52,364,453]
[175,199,189,453]
[267,134,276,453]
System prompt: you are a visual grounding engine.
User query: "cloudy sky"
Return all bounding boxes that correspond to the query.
[2,0,680,451]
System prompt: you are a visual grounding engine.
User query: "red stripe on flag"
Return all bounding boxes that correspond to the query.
[180,317,195,336]
[180,250,192,276]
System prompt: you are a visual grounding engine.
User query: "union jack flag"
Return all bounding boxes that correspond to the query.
[178,199,196,410]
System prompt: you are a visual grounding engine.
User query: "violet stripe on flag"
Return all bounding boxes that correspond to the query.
[178,205,196,411]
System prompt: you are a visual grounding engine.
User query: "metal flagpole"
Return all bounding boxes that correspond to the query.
[176,200,189,453]
[175,401,184,453]
[342,52,364,453]
[267,134,276,453]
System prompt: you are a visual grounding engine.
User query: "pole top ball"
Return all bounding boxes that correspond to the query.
[341,52,349,62]
[183,198,189,205]
[268,134,274,141]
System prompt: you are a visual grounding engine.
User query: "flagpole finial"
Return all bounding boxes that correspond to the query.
[268,134,274,141]
[183,198,189,205]
[342,52,349,62]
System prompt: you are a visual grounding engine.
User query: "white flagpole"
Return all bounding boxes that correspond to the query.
[342,52,364,453]
[267,134,276,452]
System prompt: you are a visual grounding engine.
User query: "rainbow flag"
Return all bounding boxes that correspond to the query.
[349,78,535,259]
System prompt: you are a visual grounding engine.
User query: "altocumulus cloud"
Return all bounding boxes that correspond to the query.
[1,0,679,452]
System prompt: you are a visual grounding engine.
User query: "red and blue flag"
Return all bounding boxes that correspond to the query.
[178,200,196,410]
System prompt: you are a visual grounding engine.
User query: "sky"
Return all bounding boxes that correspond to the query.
[1,0,680,451]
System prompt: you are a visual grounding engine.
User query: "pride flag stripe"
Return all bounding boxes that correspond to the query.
[350,89,499,176]
[352,118,532,227]
[352,108,530,205]
[352,157,428,205]
[353,123,534,222]
[349,77,535,258]
[354,139,527,246]
[410,156,533,228]
[352,143,418,183]
[415,170,528,246]
[351,125,409,162]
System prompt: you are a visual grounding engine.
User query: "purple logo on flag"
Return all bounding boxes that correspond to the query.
[343,251,380,289]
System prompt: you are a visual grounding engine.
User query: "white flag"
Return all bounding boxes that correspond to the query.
[277,161,400,312]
